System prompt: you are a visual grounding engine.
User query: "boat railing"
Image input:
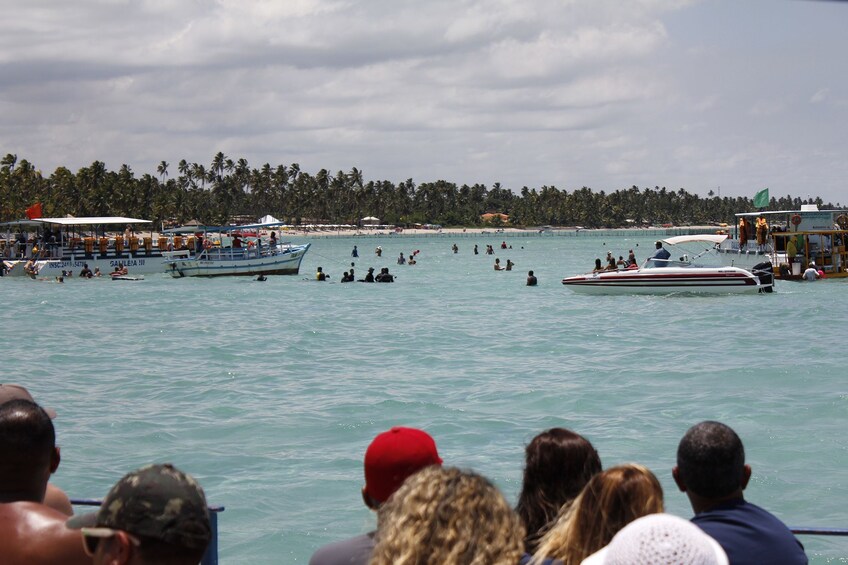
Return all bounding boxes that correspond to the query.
[71,498,223,564]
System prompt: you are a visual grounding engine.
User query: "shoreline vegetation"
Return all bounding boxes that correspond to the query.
[1,153,840,228]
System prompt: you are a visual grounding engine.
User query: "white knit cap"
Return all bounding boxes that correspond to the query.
[580,513,728,565]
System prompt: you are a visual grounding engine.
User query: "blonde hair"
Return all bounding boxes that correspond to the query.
[369,466,525,565]
[532,463,664,565]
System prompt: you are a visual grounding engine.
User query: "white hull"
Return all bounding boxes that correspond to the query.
[164,243,310,277]
[562,266,763,295]
[4,255,165,277]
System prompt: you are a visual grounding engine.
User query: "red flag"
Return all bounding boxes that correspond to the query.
[26,202,42,219]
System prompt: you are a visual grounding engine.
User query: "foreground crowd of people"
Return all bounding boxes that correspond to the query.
[0,384,211,565]
[0,383,808,564]
[311,425,808,565]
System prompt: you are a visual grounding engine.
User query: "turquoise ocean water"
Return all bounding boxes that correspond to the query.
[3,233,846,564]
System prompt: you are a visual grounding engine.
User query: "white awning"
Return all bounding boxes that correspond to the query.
[36,217,152,226]
[663,234,728,245]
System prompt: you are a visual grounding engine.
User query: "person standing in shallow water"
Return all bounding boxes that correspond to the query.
[351,245,358,258]
[494,258,504,271]
[526,271,537,286]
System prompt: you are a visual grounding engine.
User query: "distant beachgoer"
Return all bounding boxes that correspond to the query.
[316,267,328,281]
[628,249,637,266]
[79,263,92,278]
[486,245,494,255]
[738,217,749,249]
[111,262,128,277]
[408,254,416,265]
[270,231,278,248]
[362,267,375,282]
[352,245,359,258]
[617,256,626,267]
[375,246,382,257]
[605,255,617,271]
[756,216,769,250]
[474,244,479,255]
[375,267,394,282]
[803,262,819,281]
[526,271,537,286]
[452,243,458,254]
[593,258,603,273]
[506,259,514,271]
[93,267,102,277]
[397,253,405,265]
[341,271,352,282]
[494,258,504,271]
[648,241,671,267]
[501,241,507,249]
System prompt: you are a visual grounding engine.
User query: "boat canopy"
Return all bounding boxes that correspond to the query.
[663,234,728,245]
[163,221,291,234]
[734,207,848,218]
[0,220,44,228]
[35,217,152,226]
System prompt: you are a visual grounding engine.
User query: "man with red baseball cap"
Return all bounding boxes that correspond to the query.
[309,426,442,565]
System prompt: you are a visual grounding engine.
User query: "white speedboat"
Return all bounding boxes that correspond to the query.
[162,222,310,278]
[562,235,772,295]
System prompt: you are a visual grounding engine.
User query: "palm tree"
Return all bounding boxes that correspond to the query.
[157,161,169,183]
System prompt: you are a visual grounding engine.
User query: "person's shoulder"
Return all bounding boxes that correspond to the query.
[309,532,375,565]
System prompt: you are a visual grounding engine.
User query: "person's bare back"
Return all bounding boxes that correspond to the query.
[0,502,89,565]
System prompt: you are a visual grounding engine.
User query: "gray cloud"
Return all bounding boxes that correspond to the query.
[1,0,846,203]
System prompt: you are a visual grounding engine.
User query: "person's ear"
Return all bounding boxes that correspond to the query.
[361,487,380,511]
[49,446,61,474]
[740,464,752,490]
[672,466,686,492]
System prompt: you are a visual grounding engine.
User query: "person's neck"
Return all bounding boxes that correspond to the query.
[0,487,45,504]
[688,490,745,514]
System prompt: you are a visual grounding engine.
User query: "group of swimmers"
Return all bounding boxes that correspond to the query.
[317,266,395,283]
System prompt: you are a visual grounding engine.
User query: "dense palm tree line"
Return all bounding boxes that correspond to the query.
[0,153,837,228]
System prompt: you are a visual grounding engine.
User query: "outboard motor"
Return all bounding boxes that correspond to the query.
[752,261,774,293]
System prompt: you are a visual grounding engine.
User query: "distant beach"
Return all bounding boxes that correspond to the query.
[282,225,720,239]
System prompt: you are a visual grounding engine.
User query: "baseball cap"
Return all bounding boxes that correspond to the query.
[67,463,211,550]
[363,427,442,503]
[0,384,57,418]
[582,513,728,565]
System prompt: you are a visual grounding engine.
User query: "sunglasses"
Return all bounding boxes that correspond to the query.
[81,527,141,557]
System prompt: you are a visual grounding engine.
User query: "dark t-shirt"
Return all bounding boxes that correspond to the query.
[309,532,375,565]
[692,498,807,565]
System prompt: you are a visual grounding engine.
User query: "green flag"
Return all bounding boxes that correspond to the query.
[753,188,769,208]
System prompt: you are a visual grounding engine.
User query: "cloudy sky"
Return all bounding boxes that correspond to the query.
[2,0,846,203]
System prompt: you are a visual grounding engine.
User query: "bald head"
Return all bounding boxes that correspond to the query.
[676,421,745,499]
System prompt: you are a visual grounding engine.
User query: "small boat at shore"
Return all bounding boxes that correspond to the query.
[562,235,773,295]
[162,222,310,278]
[716,204,848,280]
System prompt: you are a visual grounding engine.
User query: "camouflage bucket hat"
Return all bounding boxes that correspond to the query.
[68,463,211,549]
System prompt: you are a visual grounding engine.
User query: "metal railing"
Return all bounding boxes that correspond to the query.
[71,499,224,565]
